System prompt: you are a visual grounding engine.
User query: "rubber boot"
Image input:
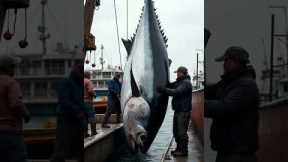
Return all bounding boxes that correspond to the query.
[172,142,188,157]
[171,144,180,155]
[91,122,97,135]
[116,113,121,123]
[101,112,111,128]
[84,126,89,137]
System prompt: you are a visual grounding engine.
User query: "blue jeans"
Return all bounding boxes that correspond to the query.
[0,132,28,162]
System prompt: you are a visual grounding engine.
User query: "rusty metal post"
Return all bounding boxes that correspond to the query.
[0,5,6,41]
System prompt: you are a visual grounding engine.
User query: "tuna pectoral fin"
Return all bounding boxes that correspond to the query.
[122,38,133,56]
[130,68,141,97]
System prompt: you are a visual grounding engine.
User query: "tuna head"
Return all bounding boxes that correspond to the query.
[123,97,150,153]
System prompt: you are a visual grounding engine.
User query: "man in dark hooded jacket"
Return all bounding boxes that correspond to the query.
[205,46,259,162]
[51,63,91,162]
[158,66,192,156]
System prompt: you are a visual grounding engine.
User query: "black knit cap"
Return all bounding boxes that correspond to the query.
[174,66,188,75]
[215,46,250,64]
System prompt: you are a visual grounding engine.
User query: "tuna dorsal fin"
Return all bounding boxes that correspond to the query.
[130,68,141,97]
[152,4,168,48]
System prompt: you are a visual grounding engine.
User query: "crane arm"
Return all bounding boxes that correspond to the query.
[84,0,98,51]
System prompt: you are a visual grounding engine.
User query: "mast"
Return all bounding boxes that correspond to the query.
[100,44,105,70]
[270,14,275,101]
[39,0,50,55]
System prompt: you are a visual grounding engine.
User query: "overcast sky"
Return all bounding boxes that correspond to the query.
[85,0,204,80]
[0,0,83,54]
[205,0,288,91]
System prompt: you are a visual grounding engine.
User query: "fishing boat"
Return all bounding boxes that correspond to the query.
[1,0,85,159]
[87,66,123,114]
[13,43,83,159]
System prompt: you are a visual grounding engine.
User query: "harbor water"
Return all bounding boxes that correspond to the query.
[106,101,174,162]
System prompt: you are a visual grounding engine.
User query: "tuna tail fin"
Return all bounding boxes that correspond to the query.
[122,38,133,56]
[130,68,141,97]
[204,28,211,48]
[168,59,172,67]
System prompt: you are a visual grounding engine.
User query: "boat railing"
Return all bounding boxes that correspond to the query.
[260,96,288,110]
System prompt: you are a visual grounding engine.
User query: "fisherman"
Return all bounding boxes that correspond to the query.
[51,63,92,162]
[101,72,122,128]
[158,66,192,156]
[84,71,97,136]
[0,55,31,162]
[205,46,259,162]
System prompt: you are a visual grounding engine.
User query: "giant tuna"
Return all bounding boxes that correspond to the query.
[121,0,170,153]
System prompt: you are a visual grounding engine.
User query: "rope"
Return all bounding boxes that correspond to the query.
[93,50,96,65]
[24,8,27,40]
[126,0,128,39]
[12,9,17,34]
[113,0,123,70]
[6,10,10,32]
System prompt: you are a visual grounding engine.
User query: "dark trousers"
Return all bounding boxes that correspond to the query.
[102,111,121,125]
[84,102,97,137]
[50,115,84,162]
[102,96,121,125]
[0,132,28,162]
[173,111,191,152]
[216,152,257,162]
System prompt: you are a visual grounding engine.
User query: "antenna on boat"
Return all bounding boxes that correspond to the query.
[100,44,105,70]
[38,0,50,55]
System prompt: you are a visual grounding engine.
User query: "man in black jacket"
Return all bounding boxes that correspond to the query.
[205,46,259,162]
[158,66,192,156]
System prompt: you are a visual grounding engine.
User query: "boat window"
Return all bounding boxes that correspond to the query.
[92,72,97,79]
[103,72,111,79]
[31,61,42,75]
[19,81,31,98]
[18,60,30,76]
[49,81,58,97]
[45,60,65,75]
[98,81,106,88]
[34,81,48,97]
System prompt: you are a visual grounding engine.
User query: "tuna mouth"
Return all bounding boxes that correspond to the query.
[136,132,147,149]
[128,129,147,153]
[123,97,151,153]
